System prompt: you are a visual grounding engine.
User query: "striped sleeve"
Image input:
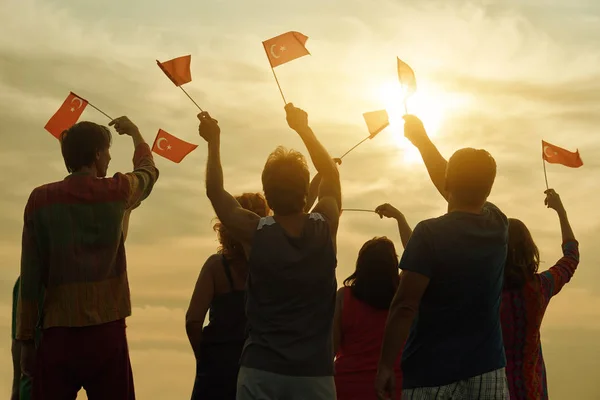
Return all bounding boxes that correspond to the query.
[122,143,159,210]
[539,240,579,302]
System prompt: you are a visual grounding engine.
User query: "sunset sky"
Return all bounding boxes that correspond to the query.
[1,0,600,398]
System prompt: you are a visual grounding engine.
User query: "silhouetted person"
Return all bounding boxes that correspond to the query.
[16,117,158,399]
[334,204,412,400]
[376,115,508,399]
[197,103,341,400]
[186,193,269,400]
[501,189,578,400]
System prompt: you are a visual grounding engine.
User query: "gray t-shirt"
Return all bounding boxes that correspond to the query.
[241,213,337,377]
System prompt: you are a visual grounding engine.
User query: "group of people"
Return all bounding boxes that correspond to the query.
[11,104,579,400]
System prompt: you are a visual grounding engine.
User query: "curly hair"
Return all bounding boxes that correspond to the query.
[343,237,400,310]
[213,193,270,260]
[504,218,540,290]
[261,146,310,216]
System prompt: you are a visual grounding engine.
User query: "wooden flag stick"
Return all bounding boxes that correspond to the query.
[270,67,287,105]
[542,144,549,190]
[339,136,370,160]
[342,208,375,213]
[179,86,204,112]
[87,102,113,121]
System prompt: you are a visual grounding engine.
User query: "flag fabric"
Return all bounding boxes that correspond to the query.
[44,92,88,139]
[542,140,583,168]
[151,129,198,163]
[263,31,310,68]
[157,55,192,86]
[397,57,417,96]
[363,110,390,138]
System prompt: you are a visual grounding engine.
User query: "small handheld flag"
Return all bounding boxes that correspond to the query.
[397,57,417,113]
[541,140,583,189]
[157,55,203,111]
[262,31,310,104]
[45,92,112,139]
[338,110,389,160]
[151,129,198,163]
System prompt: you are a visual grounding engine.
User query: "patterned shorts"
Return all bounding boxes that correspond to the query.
[402,368,509,400]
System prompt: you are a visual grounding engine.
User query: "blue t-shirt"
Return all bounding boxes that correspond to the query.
[400,202,508,389]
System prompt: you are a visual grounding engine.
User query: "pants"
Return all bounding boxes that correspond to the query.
[402,368,509,400]
[32,319,135,400]
[237,366,336,400]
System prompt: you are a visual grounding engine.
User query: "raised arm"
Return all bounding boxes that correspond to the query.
[285,104,341,244]
[375,203,412,249]
[304,159,342,213]
[198,112,260,246]
[540,189,579,299]
[403,115,448,201]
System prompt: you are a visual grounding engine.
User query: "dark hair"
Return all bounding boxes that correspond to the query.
[214,193,270,261]
[504,218,540,290]
[60,121,112,173]
[343,237,400,310]
[261,146,310,216]
[446,148,496,207]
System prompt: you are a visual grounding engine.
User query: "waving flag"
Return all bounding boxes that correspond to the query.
[157,55,192,87]
[44,92,88,139]
[363,110,390,138]
[152,129,198,163]
[263,32,310,68]
[397,57,417,97]
[542,140,583,168]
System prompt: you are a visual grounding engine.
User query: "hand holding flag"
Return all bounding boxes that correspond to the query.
[108,116,140,137]
[198,111,221,144]
[403,115,429,148]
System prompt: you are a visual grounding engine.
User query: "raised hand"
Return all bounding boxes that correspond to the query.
[544,189,565,213]
[402,115,429,148]
[375,203,403,220]
[285,103,309,132]
[108,116,140,136]
[198,112,220,144]
[333,158,342,166]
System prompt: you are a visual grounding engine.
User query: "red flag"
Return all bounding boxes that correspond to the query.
[151,129,198,163]
[363,110,389,138]
[542,140,583,168]
[157,55,192,86]
[397,57,417,96]
[263,31,310,68]
[44,92,88,139]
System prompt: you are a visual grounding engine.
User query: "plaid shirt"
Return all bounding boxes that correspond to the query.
[16,143,159,340]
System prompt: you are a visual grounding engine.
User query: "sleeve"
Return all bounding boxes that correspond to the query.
[121,143,160,210]
[16,194,43,341]
[398,222,436,278]
[539,240,579,301]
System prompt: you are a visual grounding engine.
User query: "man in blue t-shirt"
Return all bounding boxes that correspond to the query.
[376,115,508,399]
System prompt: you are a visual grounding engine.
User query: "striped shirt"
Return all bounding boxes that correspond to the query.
[16,143,159,340]
[501,240,579,400]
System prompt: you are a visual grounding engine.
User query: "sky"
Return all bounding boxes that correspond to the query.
[1,0,600,398]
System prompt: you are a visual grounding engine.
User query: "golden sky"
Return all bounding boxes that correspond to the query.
[1,0,600,398]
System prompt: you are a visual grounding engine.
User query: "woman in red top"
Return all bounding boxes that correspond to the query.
[334,203,412,400]
[501,189,579,400]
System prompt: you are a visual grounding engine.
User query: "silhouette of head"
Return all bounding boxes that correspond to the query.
[214,193,270,260]
[504,218,539,290]
[261,146,310,216]
[344,237,400,310]
[60,121,112,177]
[445,148,496,209]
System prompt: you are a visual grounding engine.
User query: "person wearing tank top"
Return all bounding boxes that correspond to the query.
[334,203,412,400]
[186,193,269,400]
[196,104,341,400]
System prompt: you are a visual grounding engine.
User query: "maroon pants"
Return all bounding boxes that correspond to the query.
[33,319,135,400]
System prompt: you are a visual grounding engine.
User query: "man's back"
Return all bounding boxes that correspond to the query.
[242,213,337,377]
[400,202,508,388]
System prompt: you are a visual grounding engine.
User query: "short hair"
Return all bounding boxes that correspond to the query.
[445,148,496,207]
[60,122,112,173]
[261,146,310,216]
[214,193,270,261]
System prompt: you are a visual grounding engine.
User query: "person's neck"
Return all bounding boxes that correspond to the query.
[447,201,483,215]
[72,166,98,178]
[273,210,305,221]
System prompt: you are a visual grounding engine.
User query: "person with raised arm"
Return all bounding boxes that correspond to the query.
[197,103,341,400]
[501,189,579,399]
[16,117,159,399]
[376,115,509,399]
[334,203,411,400]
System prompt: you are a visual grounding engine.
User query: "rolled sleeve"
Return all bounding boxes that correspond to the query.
[122,143,159,210]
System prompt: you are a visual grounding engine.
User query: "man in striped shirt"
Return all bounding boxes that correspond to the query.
[16,116,159,399]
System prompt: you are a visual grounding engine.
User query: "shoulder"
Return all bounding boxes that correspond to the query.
[203,254,223,271]
[25,181,62,214]
[482,201,508,223]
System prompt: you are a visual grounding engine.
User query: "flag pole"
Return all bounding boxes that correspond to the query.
[270,67,287,105]
[341,208,375,213]
[339,136,370,160]
[179,86,204,112]
[542,141,549,189]
[87,102,113,121]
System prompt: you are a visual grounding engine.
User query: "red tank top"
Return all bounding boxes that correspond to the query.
[334,287,402,399]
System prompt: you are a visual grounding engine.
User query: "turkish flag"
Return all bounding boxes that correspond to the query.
[157,55,192,86]
[397,57,417,97]
[44,92,88,139]
[542,140,583,168]
[363,110,389,138]
[151,129,198,163]
[263,31,310,68]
